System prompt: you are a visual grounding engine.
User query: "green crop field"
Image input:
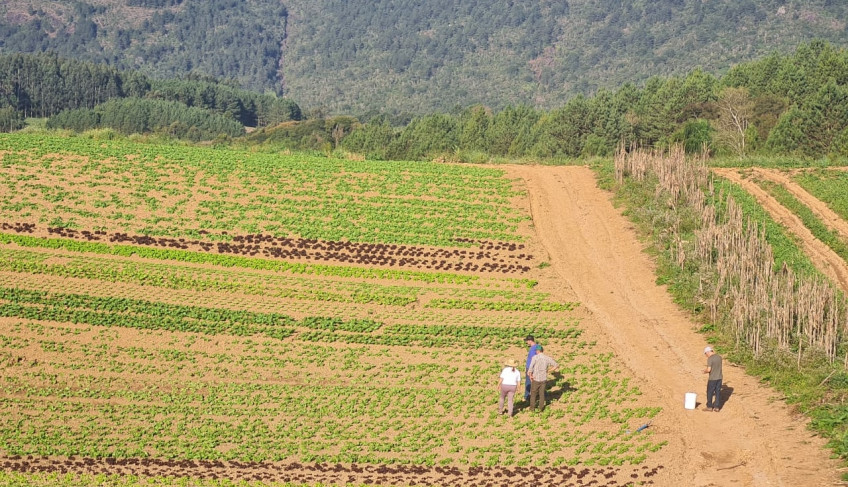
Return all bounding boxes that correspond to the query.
[0,133,667,486]
[0,134,525,246]
[793,169,848,223]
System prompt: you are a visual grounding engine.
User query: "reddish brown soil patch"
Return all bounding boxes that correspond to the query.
[1,222,534,274]
[1,456,663,486]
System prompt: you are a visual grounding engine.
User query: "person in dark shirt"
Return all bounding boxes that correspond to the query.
[523,335,539,402]
[703,346,723,412]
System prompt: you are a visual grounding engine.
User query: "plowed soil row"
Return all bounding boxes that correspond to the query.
[1,456,663,487]
[712,168,848,293]
[0,222,535,274]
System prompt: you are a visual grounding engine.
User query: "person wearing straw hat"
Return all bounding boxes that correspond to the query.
[498,358,522,416]
[703,346,723,412]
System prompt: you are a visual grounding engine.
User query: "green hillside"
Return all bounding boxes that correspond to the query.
[1,0,847,116]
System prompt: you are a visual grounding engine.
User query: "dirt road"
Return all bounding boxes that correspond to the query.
[508,165,843,486]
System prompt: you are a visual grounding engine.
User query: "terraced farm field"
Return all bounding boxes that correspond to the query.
[794,168,848,223]
[712,167,848,293]
[0,134,671,487]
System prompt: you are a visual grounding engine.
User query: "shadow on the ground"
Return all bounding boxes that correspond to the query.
[512,379,576,414]
[720,383,734,408]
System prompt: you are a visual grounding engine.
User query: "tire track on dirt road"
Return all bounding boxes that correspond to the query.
[508,165,842,487]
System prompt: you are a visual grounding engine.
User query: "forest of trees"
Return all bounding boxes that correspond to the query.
[0,53,301,140]
[1,0,846,115]
[45,98,246,140]
[1,42,847,158]
[332,41,848,160]
[0,0,286,94]
[285,0,848,115]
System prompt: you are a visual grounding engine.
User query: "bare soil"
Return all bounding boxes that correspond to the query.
[507,165,843,487]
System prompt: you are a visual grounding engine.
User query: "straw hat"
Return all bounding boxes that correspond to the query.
[504,359,518,367]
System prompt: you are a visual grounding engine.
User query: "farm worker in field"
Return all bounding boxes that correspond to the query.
[523,335,539,401]
[527,345,558,413]
[498,358,522,416]
[703,346,723,412]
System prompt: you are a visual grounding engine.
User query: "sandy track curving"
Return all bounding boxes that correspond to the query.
[745,168,848,248]
[713,167,848,293]
[506,165,843,487]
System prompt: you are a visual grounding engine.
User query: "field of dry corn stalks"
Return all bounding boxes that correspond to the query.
[615,146,847,366]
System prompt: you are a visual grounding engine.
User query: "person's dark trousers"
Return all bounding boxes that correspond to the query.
[524,374,531,401]
[529,380,546,412]
[706,379,722,410]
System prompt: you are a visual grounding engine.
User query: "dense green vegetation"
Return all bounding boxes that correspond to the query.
[348,41,848,161]
[5,40,848,159]
[795,170,848,220]
[1,0,846,115]
[0,52,301,136]
[284,0,848,115]
[0,0,286,94]
[46,98,245,140]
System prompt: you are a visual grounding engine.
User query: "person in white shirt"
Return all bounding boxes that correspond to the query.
[498,359,522,416]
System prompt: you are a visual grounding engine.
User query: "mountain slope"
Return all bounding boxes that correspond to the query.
[1,0,847,115]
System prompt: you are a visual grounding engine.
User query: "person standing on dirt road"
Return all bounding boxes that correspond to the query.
[524,335,539,402]
[498,359,522,416]
[528,345,558,413]
[703,346,723,412]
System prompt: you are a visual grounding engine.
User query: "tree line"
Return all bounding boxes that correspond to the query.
[0,52,301,139]
[2,42,847,157]
[45,98,245,141]
[251,41,847,160]
[333,41,848,160]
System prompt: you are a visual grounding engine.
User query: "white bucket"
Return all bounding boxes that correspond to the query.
[684,392,697,410]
